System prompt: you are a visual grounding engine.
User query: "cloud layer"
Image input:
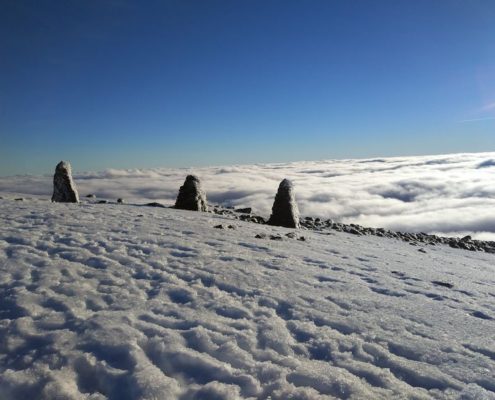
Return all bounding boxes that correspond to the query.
[1,152,495,240]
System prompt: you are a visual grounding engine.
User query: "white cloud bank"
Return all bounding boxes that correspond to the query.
[1,152,495,240]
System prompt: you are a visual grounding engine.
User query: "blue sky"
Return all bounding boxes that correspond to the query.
[1,0,494,175]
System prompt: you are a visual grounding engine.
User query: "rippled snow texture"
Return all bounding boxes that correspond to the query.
[0,198,494,399]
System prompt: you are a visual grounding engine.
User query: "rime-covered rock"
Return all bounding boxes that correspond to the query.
[267,179,300,228]
[174,175,208,212]
[51,161,79,203]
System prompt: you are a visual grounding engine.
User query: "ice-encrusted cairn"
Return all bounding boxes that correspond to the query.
[52,161,79,203]
[268,179,300,228]
[174,175,208,212]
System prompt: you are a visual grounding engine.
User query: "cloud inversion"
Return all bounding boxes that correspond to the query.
[1,152,494,240]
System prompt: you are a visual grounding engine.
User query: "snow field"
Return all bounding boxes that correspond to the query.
[0,198,494,399]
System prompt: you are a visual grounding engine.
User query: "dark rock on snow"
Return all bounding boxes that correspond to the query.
[297,213,495,254]
[214,223,236,230]
[267,179,300,229]
[145,202,166,208]
[52,161,79,203]
[175,175,208,212]
[235,207,252,214]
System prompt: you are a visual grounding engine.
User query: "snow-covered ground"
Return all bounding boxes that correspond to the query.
[1,152,495,240]
[1,197,494,399]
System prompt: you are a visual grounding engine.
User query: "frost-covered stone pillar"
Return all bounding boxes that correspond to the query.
[268,179,300,228]
[174,175,208,212]
[52,161,79,203]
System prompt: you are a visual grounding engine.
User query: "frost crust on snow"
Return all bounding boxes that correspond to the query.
[51,161,79,203]
[1,198,495,399]
[268,179,300,229]
[174,175,208,212]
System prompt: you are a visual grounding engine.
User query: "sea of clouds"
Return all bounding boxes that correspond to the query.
[1,152,495,240]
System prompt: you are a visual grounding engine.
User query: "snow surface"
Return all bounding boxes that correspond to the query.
[1,197,495,399]
[1,152,495,240]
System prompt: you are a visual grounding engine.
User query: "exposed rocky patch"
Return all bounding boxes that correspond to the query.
[212,206,266,224]
[300,217,495,254]
[209,205,495,254]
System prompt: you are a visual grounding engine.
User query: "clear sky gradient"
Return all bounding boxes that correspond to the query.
[1,0,494,175]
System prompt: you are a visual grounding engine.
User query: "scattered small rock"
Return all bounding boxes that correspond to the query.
[117,198,124,204]
[214,224,225,229]
[15,198,24,201]
[298,214,495,254]
[255,233,267,239]
[270,235,283,241]
[418,248,427,253]
[97,200,108,204]
[227,225,236,230]
[86,194,96,198]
